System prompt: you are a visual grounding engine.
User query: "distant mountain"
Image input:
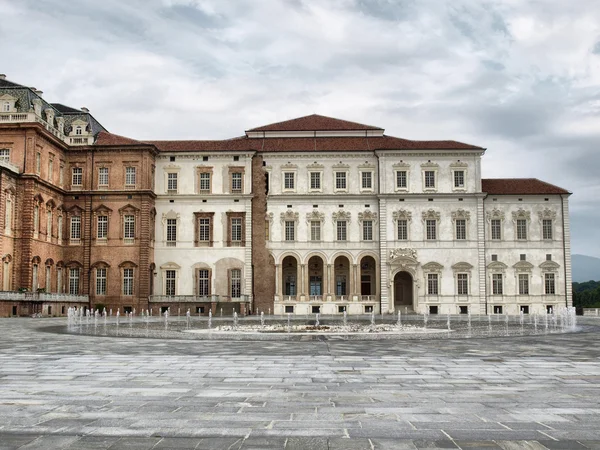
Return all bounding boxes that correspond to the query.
[572,254,600,282]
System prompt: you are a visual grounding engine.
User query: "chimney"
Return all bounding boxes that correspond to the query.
[30,87,43,96]
[0,74,6,80]
[81,107,89,113]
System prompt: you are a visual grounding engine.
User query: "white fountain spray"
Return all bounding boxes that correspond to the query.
[260,311,265,327]
[397,311,401,327]
[315,313,320,328]
[208,310,212,329]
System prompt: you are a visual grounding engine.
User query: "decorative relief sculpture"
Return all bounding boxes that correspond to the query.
[485,207,505,222]
[332,210,351,221]
[389,248,417,261]
[511,208,531,221]
[358,211,378,222]
[392,209,412,222]
[306,210,324,223]
[451,209,471,221]
[538,208,557,220]
[421,209,440,221]
[280,210,299,223]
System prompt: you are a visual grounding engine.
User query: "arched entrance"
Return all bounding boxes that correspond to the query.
[282,255,298,299]
[394,271,413,310]
[307,256,324,298]
[333,255,350,298]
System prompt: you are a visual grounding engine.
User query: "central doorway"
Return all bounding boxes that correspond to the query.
[394,271,413,311]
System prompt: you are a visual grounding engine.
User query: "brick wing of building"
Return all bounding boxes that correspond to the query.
[0,75,572,317]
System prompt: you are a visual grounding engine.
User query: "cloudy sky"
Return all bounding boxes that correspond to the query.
[1,0,599,256]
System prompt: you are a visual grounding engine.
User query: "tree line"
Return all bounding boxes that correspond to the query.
[573,281,600,308]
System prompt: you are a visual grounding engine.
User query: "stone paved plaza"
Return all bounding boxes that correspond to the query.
[1,319,600,449]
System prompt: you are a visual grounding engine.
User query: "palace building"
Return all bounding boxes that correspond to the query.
[0,75,572,317]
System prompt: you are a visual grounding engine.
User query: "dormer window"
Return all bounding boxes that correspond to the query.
[2,101,9,112]
[75,126,83,135]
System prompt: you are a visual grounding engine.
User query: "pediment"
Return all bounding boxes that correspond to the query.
[119,203,139,214]
[452,262,474,272]
[422,261,444,271]
[513,261,534,271]
[487,261,507,271]
[540,260,560,271]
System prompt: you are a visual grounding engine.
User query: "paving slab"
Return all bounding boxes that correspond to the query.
[0,318,599,449]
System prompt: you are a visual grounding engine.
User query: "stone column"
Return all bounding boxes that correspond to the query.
[326,264,332,298]
[275,264,282,299]
[352,264,358,299]
[300,264,306,298]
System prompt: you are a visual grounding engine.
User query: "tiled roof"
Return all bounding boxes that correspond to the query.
[0,78,23,88]
[247,114,383,132]
[95,131,147,146]
[146,135,482,152]
[51,103,83,114]
[482,178,570,195]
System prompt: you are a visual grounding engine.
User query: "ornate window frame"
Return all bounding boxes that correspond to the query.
[452,262,473,296]
[333,162,350,193]
[422,209,440,241]
[393,209,412,241]
[421,161,439,193]
[93,204,112,244]
[160,262,180,296]
[67,205,83,245]
[451,208,470,241]
[540,260,560,295]
[119,204,140,244]
[307,162,324,193]
[422,262,443,296]
[538,208,557,241]
[45,199,55,243]
[119,261,137,296]
[513,261,533,296]
[332,210,351,242]
[196,165,213,194]
[393,162,410,192]
[164,164,180,194]
[359,162,375,193]
[306,210,324,242]
[358,210,378,242]
[487,261,507,296]
[512,208,531,241]
[162,210,180,247]
[194,212,214,247]
[280,210,299,242]
[485,207,505,241]
[450,161,468,192]
[4,188,15,235]
[281,163,297,193]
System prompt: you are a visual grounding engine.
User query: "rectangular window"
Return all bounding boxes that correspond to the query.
[72,167,82,186]
[425,171,435,188]
[199,218,210,244]
[285,221,295,242]
[337,220,347,241]
[98,167,109,186]
[427,273,439,295]
[166,219,177,247]
[199,172,211,192]
[124,215,135,242]
[516,219,527,240]
[335,172,347,190]
[518,274,529,295]
[310,220,321,241]
[167,173,178,192]
[454,170,465,188]
[165,270,176,296]
[396,171,407,189]
[0,148,9,161]
[492,273,503,295]
[123,268,134,295]
[96,268,107,296]
[457,273,468,295]
[545,273,556,295]
[69,268,79,295]
[125,167,136,186]
[70,216,81,240]
[491,219,501,240]
[230,269,241,298]
[397,219,408,240]
[231,218,242,243]
[543,219,553,240]
[97,216,108,239]
[198,269,209,296]
[310,172,321,190]
[361,172,372,189]
[455,219,466,240]
[363,220,373,241]
[426,219,437,240]
[231,172,242,192]
[284,172,295,190]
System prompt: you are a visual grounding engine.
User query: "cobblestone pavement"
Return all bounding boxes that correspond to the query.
[1,318,600,449]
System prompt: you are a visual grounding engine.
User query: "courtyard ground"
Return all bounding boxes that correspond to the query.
[0,318,599,449]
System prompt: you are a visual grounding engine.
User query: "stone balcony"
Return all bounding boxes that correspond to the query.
[149,295,250,303]
[0,291,88,303]
[0,111,92,146]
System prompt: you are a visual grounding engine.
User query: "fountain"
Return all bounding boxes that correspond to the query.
[370,310,375,327]
[208,310,212,329]
[446,313,451,331]
[287,313,291,332]
[315,313,320,328]
[397,311,401,327]
[343,310,348,328]
[233,311,238,329]
[163,309,169,330]
[186,309,191,328]
[260,311,265,327]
